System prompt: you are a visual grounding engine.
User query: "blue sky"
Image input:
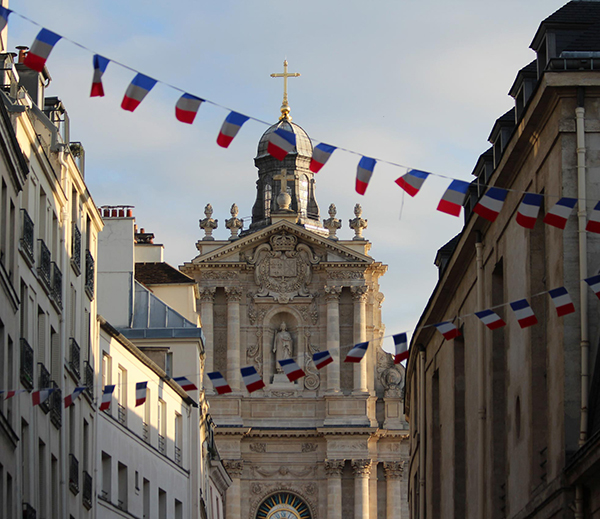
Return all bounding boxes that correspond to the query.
[9,0,569,351]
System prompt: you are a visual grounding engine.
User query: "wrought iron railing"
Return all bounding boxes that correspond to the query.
[38,363,51,414]
[82,471,93,509]
[158,434,166,454]
[20,208,34,264]
[69,453,79,494]
[49,381,61,429]
[118,404,126,426]
[69,338,80,379]
[84,360,94,400]
[22,502,36,519]
[51,261,62,309]
[143,422,149,442]
[175,445,182,465]
[38,239,51,289]
[85,249,94,299]
[71,222,81,274]
[20,338,34,390]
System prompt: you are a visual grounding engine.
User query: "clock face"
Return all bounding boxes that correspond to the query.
[256,492,311,519]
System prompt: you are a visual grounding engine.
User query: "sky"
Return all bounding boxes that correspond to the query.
[8,0,570,352]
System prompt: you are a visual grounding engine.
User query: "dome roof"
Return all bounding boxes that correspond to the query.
[256,119,313,159]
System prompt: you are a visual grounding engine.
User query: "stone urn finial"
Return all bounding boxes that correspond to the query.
[323,203,342,240]
[226,203,243,240]
[200,203,218,241]
[349,203,368,240]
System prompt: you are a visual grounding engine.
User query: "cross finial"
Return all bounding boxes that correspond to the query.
[270,60,300,121]
[273,168,295,193]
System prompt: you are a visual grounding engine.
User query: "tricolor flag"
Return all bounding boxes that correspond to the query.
[437,180,469,217]
[267,128,296,161]
[5,389,25,400]
[217,111,250,148]
[241,366,265,393]
[510,299,538,328]
[395,169,429,197]
[175,93,204,124]
[586,201,600,234]
[310,143,336,173]
[99,385,115,411]
[207,371,232,395]
[121,73,157,112]
[32,388,54,406]
[393,333,409,364]
[135,381,148,407]
[516,193,543,229]
[356,157,376,195]
[64,387,86,408]
[543,197,577,229]
[278,358,306,382]
[473,187,508,222]
[90,54,109,97]
[434,322,461,340]
[344,341,369,363]
[475,309,506,330]
[312,350,333,369]
[24,29,62,73]
[585,275,600,299]
[173,376,198,392]
[549,287,575,317]
[0,7,12,33]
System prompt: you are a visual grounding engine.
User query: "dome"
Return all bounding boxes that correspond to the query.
[256,119,313,160]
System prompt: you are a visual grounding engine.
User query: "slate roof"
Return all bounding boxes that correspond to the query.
[135,262,195,286]
[563,23,600,51]
[532,1,600,49]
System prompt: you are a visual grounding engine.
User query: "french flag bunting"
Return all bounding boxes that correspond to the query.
[0,7,11,33]
[64,387,86,408]
[32,388,54,407]
[268,127,296,161]
[24,29,62,73]
[312,350,333,369]
[437,180,469,217]
[135,381,148,407]
[543,197,577,229]
[5,389,25,400]
[395,169,429,197]
[217,111,250,148]
[99,384,115,411]
[586,201,600,234]
[241,366,265,393]
[516,193,543,229]
[207,371,232,395]
[310,143,336,173]
[90,54,109,97]
[393,333,409,364]
[121,73,157,112]
[510,299,538,328]
[173,376,198,392]
[175,93,204,124]
[585,275,600,299]
[278,358,306,382]
[344,341,369,363]
[474,309,506,330]
[434,322,460,340]
[356,157,376,195]
[549,287,576,317]
[473,187,508,222]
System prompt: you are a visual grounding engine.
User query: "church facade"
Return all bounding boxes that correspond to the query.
[181,99,409,519]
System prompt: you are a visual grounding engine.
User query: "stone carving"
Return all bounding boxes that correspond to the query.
[247,329,263,376]
[328,440,369,452]
[323,203,342,240]
[351,285,368,302]
[383,461,404,480]
[225,286,243,302]
[304,339,320,391]
[377,345,404,398]
[351,459,372,477]
[252,465,316,478]
[248,483,318,519]
[324,285,342,302]
[327,271,364,280]
[249,443,267,453]
[349,203,368,240]
[247,293,267,326]
[246,233,320,303]
[304,483,317,495]
[225,203,244,239]
[198,286,216,302]
[301,443,318,452]
[251,483,264,495]
[375,291,385,308]
[200,203,218,241]
[273,322,293,373]
[223,459,244,477]
[310,296,318,325]
[270,390,296,397]
[199,271,238,280]
[324,459,345,477]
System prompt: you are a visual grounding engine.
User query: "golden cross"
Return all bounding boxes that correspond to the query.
[273,168,295,193]
[270,60,300,120]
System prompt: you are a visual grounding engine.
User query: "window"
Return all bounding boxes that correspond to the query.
[175,499,183,519]
[298,174,309,218]
[165,352,173,377]
[143,478,150,519]
[158,399,166,454]
[264,184,272,218]
[159,488,167,519]
[101,452,111,500]
[117,462,127,511]
[117,366,127,425]
[102,353,111,389]
[143,388,151,442]
[175,413,182,465]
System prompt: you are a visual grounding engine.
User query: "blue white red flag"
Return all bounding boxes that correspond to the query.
[100,385,115,411]
[217,111,250,148]
[356,157,376,195]
[5,389,25,400]
[268,128,296,161]
[310,143,336,173]
[437,180,469,217]
[549,287,575,317]
[516,193,543,229]
[395,169,429,197]
[278,358,306,382]
[241,366,265,393]
[543,197,577,229]
[24,29,62,72]
[473,187,508,222]
[207,372,232,395]
[135,381,148,407]
[586,201,600,234]
[344,341,369,363]
[434,322,460,340]
[312,350,333,369]
[474,309,506,330]
[64,387,86,408]
[32,388,54,406]
[121,73,157,112]
[173,376,198,392]
[175,93,204,124]
[393,333,409,364]
[585,275,600,299]
[510,299,537,328]
[0,7,11,33]
[90,55,109,97]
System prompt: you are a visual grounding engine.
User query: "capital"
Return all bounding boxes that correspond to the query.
[324,285,343,302]
[198,287,216,302]
[383,461,404,480]
[351,285,368,302]
[223,459,244,477]
[351,459,372,477]
[324,459,345,477]
[225,286,243,302]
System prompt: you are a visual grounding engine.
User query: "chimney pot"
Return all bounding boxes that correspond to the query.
[111,209,117,217]
[126,209,133,217]
[15,46,28,64]
[140,228,145,233]
[118,209,125,217]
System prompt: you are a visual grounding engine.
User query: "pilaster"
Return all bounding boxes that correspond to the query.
[324,459,344,519]
[198,287,216,385]
[351,286,368,394]
[383,461,404,519]
[352,459,372,519]
[225,287,243,391]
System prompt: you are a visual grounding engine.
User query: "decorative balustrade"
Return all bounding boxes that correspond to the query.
[158,434,166,454]
[51,261,62,309]
[71,222,81,274]
[69,453,79,494]
[49,381,61,429]
[38,363,51,413]
[20,338,34,390]
[84,361,94,400]
[20,209,34,264]
[38,239,51,289]
[22,502,36,519]
[118,404,126,426]
[82,471,93,509]
[175,445,182,466]
[85,249,94,299]
[69,338,80,379]
[143,422,149,442]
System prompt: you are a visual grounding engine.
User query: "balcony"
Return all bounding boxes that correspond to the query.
[37,239,51,290]
[50,261,62,309]
[85,249,94,299]
[69,338,80,380]
[158,434,166,454]
[20,338,34,390]
[69,453,79,495]
[49,381,61,429]
[22,502,36,519]
[143,422,149,442]
[20,209,34,265]
[118,404,126,426]
[38,363,51,414]
[84,361,94,400]
[82,471,93,509]
[175,445,182,466]
[71,222,81,275]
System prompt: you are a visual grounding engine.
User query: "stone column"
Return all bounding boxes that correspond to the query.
[223,460,243,519]
[351,286,368,393]
[383,461,404,519]
[325,286,342,392]
[325,459,344,519]
[225,287,243,391]
[352,459,372,519]
[198,287,216,379]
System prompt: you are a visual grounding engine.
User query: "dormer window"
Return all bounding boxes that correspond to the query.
[537,36,548,78]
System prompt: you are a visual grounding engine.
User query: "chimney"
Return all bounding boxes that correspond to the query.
[15,45,27,63]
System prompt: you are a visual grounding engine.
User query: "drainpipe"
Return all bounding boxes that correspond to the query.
[418,344,426,518]
[476,231,486,518]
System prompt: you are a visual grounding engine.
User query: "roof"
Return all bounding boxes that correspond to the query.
[256,119,313,159]
[531,1,600,49]
[135,262,195,286]
[563,23,600,52]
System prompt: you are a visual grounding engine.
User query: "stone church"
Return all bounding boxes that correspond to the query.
[181,87,409,519]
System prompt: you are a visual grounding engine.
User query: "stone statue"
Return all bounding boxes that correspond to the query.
[200,203,218,241]
[323,203,342,240]
[273,322,293,372]
[349,203,368,240]
[225,203,243,240]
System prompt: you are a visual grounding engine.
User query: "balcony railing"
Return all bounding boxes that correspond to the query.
[38,239,51,290]
[22,502,36,519]
[69,453,79,495]
[82,470,93,509]
[175,445,182,465]
[118,404,126,426]
[20,338,34,390]
[69,338,80,380]
[20,209,34,265]
[158,434,166,454]
[38,363,51,414]
[143,422,149,442]
[84,361,94,400]
[49,381,61,429]
[71,222,81,275]
[51,261,62,309]
[85,249,94,299]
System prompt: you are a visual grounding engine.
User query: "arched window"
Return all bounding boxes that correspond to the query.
[298,175,309,218]
[264,184,272,218]
[256,492,311,519]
